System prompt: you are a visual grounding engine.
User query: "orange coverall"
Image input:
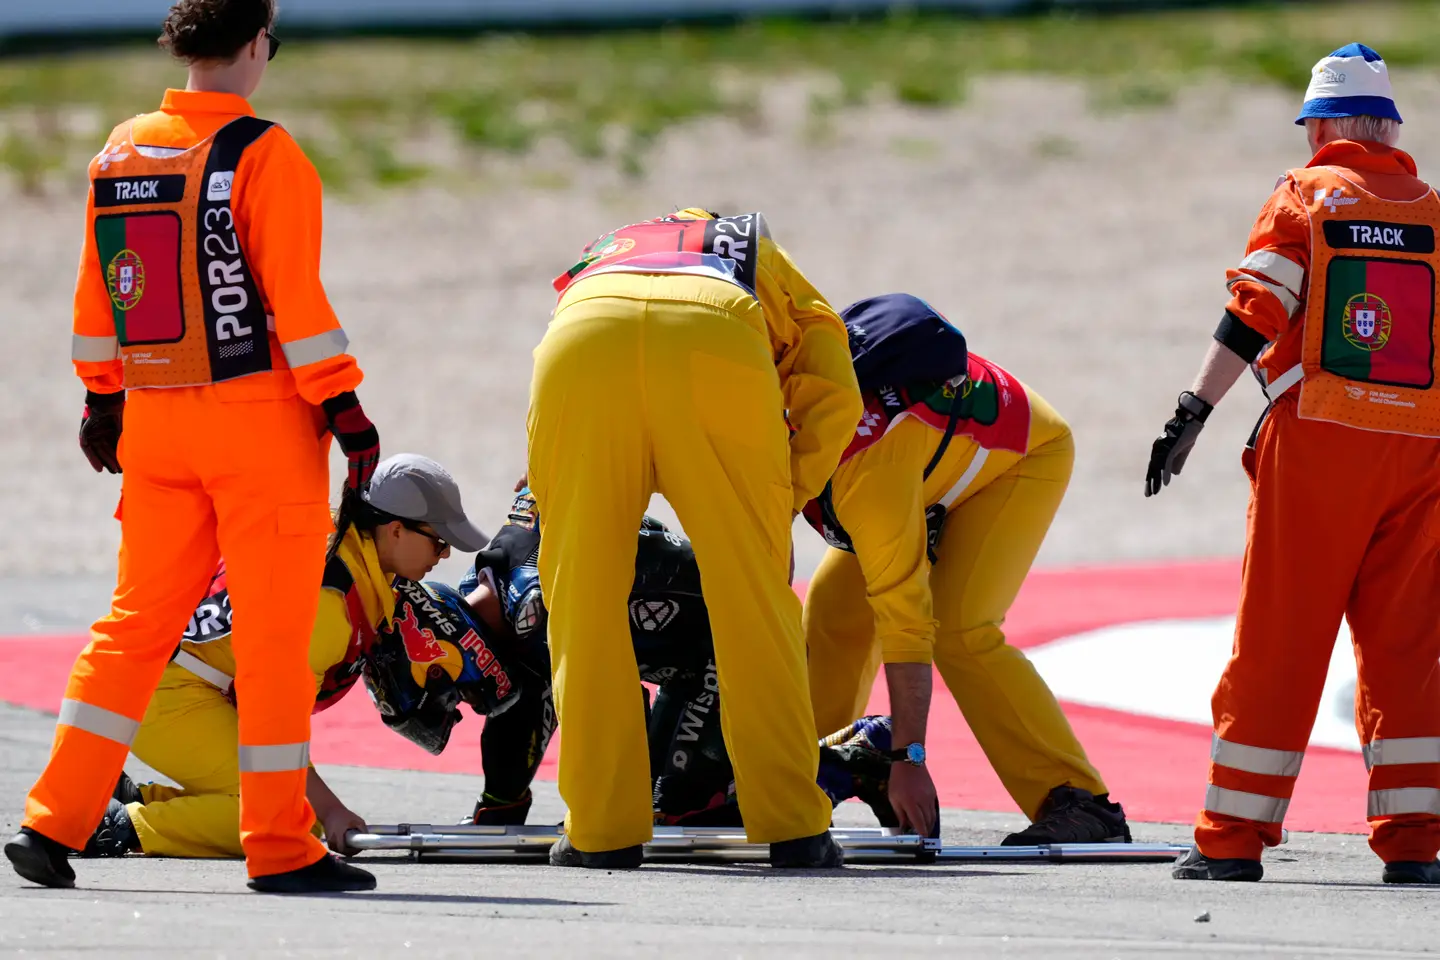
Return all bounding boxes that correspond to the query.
[25,90,361,879]
[1200,140,1440,864]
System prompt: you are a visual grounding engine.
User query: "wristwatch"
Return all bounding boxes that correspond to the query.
[887,742,926,766]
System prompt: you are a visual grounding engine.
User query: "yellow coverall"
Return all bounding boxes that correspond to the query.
[804,384,1107,819]
[124,526,394,857]
[529,215,862,851]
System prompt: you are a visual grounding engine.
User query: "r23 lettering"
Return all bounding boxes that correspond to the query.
[711,214,755,264]
[184,590,232,642]
[201,206,253,340]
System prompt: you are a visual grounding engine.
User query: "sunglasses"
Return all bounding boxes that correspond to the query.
[266,31,281,62]
[400,519,449,555]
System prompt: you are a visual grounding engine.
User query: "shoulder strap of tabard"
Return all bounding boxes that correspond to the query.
[198,117,277,382]
[321,554,355,595]
[922,402,964,482]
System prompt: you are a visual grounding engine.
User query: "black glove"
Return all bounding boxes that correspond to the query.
[321,390,380,492]
[1145,391,1213,497]
[79,389,125,474]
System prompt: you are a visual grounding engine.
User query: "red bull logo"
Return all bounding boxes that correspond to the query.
[393,599,465,686]
[458,629,513,700]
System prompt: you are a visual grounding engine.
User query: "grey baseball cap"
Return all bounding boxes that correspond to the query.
[361,453,488,553]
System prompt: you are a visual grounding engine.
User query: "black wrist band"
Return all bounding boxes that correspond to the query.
[85,389,125,410]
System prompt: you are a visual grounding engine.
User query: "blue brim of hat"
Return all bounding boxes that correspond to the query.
[1295,95,1403,125]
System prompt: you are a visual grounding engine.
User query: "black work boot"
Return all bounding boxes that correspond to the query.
[112,772,143,806]
[1172,845,1263,882]
[1002,786,1132,845]
[1383,860,1440,884]
[770,831,845,869]
[247,854,376,893]
[81,799,140,858]
[548,834,643,869]
[5,828,77,889]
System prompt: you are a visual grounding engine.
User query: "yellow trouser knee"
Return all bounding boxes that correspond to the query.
[530,272,832,851]
[127,666,246,858]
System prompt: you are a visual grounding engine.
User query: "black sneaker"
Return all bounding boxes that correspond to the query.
[1383,860,1440,884]
[112,772,143,806]
[1172,845,1263,882]
[5,828,76,889]
[247,854,376,893]
[548,834,643,869]
[81,799,139,858]
[1002,786,1132,846]
[770,831,845,869]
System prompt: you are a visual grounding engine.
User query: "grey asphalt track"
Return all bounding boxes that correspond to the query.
[2,702,1438,959]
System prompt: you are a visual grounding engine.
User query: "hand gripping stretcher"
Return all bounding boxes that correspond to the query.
[345,823,1190,864]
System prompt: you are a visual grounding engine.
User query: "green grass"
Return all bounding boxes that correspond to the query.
[4,0,1440,192]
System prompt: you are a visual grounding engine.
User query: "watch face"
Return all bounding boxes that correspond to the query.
[906,743,926,765]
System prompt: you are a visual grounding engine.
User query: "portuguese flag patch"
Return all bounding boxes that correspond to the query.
[1323,256,1435,388]
[94,212,184,345]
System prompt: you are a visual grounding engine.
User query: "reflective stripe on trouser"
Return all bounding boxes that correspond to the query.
[23,384,332,876]
[1364,737,1440,770]
[529,273,833,851]
[1195,398,1440,863]
[805,396,1106,820]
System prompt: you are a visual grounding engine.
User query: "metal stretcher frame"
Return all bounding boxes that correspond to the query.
[346,824,1190,864]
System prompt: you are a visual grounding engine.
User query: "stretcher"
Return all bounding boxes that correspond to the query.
[345,823,1190,864]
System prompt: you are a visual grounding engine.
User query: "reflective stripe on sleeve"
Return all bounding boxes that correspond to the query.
[57,698,139,747]
[238,742,311,774]
[1204,785,1289,823]
[1368,787,1440,818]
[1363,737,1440,771]
[1211,734,1304,778]
[1228,273,1300,317]
[281,329,349,369]
[1238,250,1305,296]
[72,334,120,363]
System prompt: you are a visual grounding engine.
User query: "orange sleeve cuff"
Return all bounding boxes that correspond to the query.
[76,361,125,395]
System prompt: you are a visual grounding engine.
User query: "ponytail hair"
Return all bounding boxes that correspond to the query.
[326,487,365,564]
[326,486,400,563]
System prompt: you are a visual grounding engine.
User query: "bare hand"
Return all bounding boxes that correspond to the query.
[888,762,938,837]
[514,473,529,492]
[322,807,368,856]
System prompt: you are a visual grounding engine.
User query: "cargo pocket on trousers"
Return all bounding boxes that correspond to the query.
[272,502,336,602]
[277,502,336,537]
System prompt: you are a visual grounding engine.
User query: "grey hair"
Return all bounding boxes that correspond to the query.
[1309,115,1401,147]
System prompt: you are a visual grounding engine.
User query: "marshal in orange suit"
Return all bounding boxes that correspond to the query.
[1146,43,1440,885]
[5,0,380,894]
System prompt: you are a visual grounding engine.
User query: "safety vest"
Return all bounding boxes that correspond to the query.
[802,352,1032,552]
[88,116,276,388]
[1283,166,1440,436]
[313,557,381,713]
[552,213,767,299]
